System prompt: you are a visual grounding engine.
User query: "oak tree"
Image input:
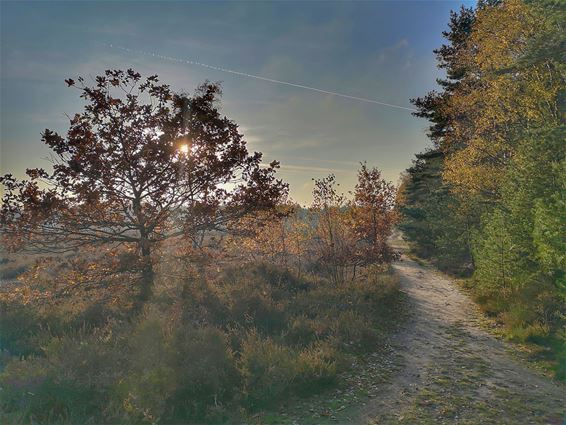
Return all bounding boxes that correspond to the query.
[0,70,288,303]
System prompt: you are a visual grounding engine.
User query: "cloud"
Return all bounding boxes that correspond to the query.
[278,164,349,174]
[282,156,361,167]
[376,38,410,65]
[1,0,452,205]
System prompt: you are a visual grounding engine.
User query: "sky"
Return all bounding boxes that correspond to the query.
[0,0,474,205]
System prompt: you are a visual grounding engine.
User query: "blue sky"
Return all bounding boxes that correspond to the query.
[1,0,474,205]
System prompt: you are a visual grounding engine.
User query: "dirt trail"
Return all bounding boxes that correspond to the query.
[359,255,566,424]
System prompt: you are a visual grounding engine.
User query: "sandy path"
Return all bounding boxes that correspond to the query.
[360,255,566,424]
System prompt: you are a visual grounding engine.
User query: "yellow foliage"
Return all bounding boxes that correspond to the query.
[443,0,563,198]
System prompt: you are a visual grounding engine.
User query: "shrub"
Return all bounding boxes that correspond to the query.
[43,330,119,388]
[0,262,403,421]
[284,314,321,346]
[471,275,566,381]
[119,365,177,424]
[0,301,43,357]
[115,318,241,423]
[180,279,230,327]
[229,289,286,335]
[0,357,52,419]
[0,265,28,280]
[0,330,116,424]
[239,332,298,407]
[115,317,173,423]
[0,299,122,359]
[168,326,239,419]
[555,330,566,381]
[71,302,113,329]
[331,310,381,351]
[294,342,338,391]
[211,268,290,335]
[224,262,310,295]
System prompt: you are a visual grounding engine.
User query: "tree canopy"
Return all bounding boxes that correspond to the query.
[399,0,566,378]
[1,69,288,300]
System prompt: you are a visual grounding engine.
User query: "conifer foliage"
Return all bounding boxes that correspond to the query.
[399,0,566,378]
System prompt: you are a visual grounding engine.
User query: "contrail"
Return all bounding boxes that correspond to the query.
[109,44,417,112]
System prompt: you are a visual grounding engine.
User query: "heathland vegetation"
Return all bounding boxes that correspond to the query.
[0,71,401,423]
[0,0,564,423]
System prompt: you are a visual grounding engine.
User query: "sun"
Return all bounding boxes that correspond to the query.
[179,144,189,155]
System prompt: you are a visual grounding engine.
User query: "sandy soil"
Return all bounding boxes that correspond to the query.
[359,255,566,424]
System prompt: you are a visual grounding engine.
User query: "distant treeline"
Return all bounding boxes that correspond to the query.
[397,0,565,379]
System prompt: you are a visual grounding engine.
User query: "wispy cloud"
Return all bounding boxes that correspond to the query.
[376,38,410,65]
[110,45,417,111]
[278,164,349,174]
[1,0,455,204]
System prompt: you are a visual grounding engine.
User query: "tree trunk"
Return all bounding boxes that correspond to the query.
[140,246,154,300]
[134,238,154,312]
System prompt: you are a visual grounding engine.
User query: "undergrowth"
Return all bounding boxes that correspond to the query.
[0,262,402,424]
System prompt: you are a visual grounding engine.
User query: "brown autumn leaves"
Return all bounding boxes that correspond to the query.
[0,69,398,308]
